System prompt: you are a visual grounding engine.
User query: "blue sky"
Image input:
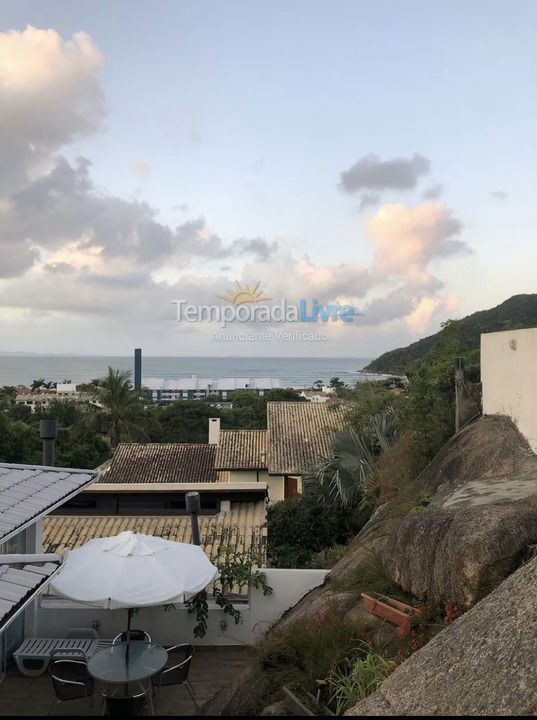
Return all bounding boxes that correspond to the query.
[0,0,536,355]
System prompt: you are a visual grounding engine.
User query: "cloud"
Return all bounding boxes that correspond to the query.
[339,153,430,194]
[0,26,104,192]
[242,252,371,305]
[490,189,508,202]
[0,26,467,350]
[358,192,381,212]
[422,183,444,200]
[0,155,279,275]
[365,202,467,285]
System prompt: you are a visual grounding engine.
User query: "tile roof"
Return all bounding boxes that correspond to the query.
[99,443,217,484]
[0,464,97,545]
[215,430,268,470]
[42,502,268,564]
[0,556,60,630]
[267,401,347,475]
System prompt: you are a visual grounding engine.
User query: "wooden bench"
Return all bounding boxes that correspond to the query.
[13,638,112,676]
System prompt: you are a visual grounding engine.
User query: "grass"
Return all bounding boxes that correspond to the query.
[257,606,369,701]
[308,544,348,569]
[330,547,410,602]
[328,641,392,714]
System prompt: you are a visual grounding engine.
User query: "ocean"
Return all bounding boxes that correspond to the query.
[0,355,377,389]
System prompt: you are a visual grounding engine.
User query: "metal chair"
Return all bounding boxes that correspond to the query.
[102,689,149,716]
[48,650,94,715]
[112,629,151,644]
[151,643,199,709]
[64,627,99,639]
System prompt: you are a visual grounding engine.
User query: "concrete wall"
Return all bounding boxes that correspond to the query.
[228,470,286,503]
[481,328,537,452]
[36,568,328,646]
[226,471,304,503]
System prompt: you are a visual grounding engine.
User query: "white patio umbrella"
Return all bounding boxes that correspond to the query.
[50,530,218,631]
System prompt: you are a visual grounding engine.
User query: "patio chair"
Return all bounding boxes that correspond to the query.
[112,629,151,644]
[151,643,199,709]
[48,651,95,715]
[102,689,149,717]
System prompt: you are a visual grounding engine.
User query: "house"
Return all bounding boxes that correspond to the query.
[482,327,537,452]
[0,462,98,680]
[214,401,347,501]
[45,441,268,565]
[15,384,94,412]
[144,376,281,404]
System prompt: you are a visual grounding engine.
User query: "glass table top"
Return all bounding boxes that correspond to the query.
[87,641,168,683]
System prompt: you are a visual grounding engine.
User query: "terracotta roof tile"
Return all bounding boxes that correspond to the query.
[215,430,268,470]
[99,444,217,484]
[42,503,267,565]
[267,402,346,475]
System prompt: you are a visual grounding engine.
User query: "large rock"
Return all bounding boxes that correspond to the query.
[347,553,537,715]
[384,415,537,606]
[385,500,537,606]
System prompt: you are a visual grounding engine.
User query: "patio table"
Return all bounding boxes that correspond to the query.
[87,640,168,684]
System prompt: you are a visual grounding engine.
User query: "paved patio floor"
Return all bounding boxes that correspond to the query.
[0,646,251,716]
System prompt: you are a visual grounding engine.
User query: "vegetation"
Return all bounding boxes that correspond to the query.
[267,494,362,568]
[328,642,392,714]
[258,610,369,703]
[364,293,537,374]
[185,547,272,638]
[0,374,306,466]
[90,367,148,448]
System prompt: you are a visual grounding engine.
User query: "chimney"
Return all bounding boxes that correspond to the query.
[40,419,58,466]
[208,417,221,445]
[185,491,201,545]
[134,348,142,391]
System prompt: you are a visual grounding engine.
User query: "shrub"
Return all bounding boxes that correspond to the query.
[259,608,366,695]
[328,641,392,714]
[331,548,408,600]
[309,544,348,569]
[267,494,361,568]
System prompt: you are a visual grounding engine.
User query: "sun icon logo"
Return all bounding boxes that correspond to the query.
[216,281,271,305]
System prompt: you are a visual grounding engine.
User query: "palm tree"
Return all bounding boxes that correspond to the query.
[90,367,148,448]
[303,411,398,508]
[0,386,17,410]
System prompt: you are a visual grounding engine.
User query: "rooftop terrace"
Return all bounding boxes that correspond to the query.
[0,646,250,716]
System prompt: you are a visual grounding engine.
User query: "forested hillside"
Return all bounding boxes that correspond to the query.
[364,294,537,373]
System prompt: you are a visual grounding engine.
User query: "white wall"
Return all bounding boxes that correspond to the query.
[227,471,303,503]
[482,327,537,452]
[36,568,329,646]
[228,469,286,503]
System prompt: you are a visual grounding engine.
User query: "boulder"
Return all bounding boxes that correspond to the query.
[384,415,537,606]
[385,499,537,606]
[347,553,537,716]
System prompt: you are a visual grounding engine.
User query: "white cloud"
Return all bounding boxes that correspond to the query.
[0,26,104,191]
[365,202,467,285]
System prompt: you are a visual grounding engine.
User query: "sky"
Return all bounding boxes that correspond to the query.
[0,0,536,357]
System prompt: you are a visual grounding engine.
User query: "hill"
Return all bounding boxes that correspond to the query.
[363,294,537,373]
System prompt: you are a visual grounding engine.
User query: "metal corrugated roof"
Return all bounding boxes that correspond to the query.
[0,556,60,631]
[215,430,268,470]
[267,402,346,475]
[42,502,268,564]
[98,444,217,484]
[0,464,97,545]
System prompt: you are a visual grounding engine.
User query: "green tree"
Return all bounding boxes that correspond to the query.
[267,494,361,568]
[152,401,222,443]
[90,367,148,448]
[406,320,462,470]
[303,414,398,509]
